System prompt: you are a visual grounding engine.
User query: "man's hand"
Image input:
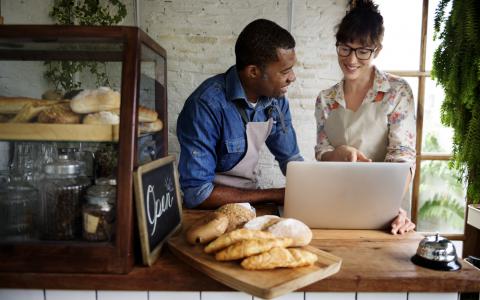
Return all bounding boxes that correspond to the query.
[391,208,416,235]
[323,145,372,162]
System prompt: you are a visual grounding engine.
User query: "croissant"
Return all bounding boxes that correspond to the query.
[241,247,318,270]
[204,228,274,254]
[215,237,293,261]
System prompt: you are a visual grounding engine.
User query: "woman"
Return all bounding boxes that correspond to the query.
[315,0,416,234]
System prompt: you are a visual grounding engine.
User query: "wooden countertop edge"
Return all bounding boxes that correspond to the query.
[0,249,479,292]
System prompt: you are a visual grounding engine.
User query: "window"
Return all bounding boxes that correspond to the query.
[375,0,466,239]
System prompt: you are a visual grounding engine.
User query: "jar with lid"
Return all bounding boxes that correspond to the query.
[41,154,91,240]
[82,178,116,241]
[0,171,40,241]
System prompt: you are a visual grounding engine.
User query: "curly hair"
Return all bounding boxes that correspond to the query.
[336,0,384,47]
[235,19,295,71]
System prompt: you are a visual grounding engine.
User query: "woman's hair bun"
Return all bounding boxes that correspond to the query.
[349,0,380,13]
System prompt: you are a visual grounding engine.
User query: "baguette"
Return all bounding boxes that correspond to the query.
[70,87,120,113]
[0,97,58,114]
[9,102,59,123]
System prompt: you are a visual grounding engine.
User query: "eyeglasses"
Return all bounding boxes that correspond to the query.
[336,44,376,60]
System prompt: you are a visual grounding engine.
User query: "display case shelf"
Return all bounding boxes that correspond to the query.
[0,123,119,142]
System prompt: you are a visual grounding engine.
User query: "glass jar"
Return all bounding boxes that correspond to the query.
[0,172,39,241]
[82,178,116,241]
[41,154,91,240]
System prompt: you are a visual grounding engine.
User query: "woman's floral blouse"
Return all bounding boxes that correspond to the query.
[315,67,416,163]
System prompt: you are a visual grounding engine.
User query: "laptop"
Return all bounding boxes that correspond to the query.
[282,161,411,229]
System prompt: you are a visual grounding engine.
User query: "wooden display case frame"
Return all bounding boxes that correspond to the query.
[0,25,168,274]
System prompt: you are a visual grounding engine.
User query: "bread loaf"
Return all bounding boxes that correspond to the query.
[0,97,58,114]
[9,101,59,123]
[266,218,312,247]
[70,87,120,113]
[139,119,163,133]
[83,111,120,125]
[244,215,281,231]
[37,102,81,124]
[109,106,158,122]
[185,212,228,245]
[216,203,256,232]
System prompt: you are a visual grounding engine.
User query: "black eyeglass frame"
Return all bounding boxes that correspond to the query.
[335,43,377,60]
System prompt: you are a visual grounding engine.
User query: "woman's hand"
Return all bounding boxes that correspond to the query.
[323,145,372,162]
[391,208,415,235]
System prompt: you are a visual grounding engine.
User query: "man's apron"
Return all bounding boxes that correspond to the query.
[213,103,274,189]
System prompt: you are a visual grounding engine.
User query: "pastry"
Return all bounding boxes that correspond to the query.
[83,111,120,125]
[70,87,120,113]
[244,215,281,231]
[215,237,293,261]
[139,119,163,133]
[216,203,256,232]
[37,102,81,124]
[241,247,318,270]
[185,212,229,245]
[267,218,312,247]
[204,228,274,254]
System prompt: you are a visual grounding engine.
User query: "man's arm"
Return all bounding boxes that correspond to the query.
[197,185,284,209]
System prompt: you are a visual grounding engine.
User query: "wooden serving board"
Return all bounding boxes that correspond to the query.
[167,233,342,299]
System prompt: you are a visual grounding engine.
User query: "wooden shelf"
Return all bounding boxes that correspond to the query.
[0,123,119,142]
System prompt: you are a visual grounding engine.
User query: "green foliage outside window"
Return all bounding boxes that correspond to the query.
[44,0,127,92]
[432,0,480,204]
[418,134,465,232]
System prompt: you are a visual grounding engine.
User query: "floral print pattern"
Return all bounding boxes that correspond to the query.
[315,67,416,163]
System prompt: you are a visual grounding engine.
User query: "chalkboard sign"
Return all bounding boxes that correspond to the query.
[133,155,183,266]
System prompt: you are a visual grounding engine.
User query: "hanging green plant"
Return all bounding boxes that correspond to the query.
[45,0,127,92]
[432,0,480,204]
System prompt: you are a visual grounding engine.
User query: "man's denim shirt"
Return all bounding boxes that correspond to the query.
[177,66,303,208]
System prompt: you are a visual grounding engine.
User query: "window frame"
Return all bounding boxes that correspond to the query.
[387,0,465,242]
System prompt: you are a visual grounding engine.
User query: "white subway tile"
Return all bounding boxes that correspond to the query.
[0,289,44,300]
[306,292,356,300]
[408,293,459,300]
[149,291,200,300]
[45,290,95,300]
[201,291,252,300]
[357,292,407,300]
[253,291,303,300]
[97,290,148,300]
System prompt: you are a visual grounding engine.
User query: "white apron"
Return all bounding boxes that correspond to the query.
[324,95,411,212]
[324,99,388,162]
[213,118,273,189]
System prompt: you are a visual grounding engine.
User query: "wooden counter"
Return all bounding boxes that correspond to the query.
[0,210,479,292]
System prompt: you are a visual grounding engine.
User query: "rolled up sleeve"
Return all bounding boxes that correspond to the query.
[177,96,220,208]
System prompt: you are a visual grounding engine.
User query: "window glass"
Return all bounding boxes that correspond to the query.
[417,160,466,234]
[375,0,422,70]
[422,77,453,153]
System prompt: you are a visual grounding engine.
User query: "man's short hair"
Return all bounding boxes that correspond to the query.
[235,19,295,71]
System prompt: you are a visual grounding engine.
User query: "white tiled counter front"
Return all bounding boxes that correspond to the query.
[0,290,464,300]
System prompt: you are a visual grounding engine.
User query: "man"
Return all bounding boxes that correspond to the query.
[177,19,303,209]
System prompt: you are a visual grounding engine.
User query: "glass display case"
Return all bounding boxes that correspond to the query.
[0,25,167,274]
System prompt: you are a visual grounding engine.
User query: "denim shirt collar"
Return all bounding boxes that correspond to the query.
[225,65,274,109]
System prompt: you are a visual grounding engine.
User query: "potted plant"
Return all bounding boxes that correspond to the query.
[45,0,127,92]
[432,0,480,232]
